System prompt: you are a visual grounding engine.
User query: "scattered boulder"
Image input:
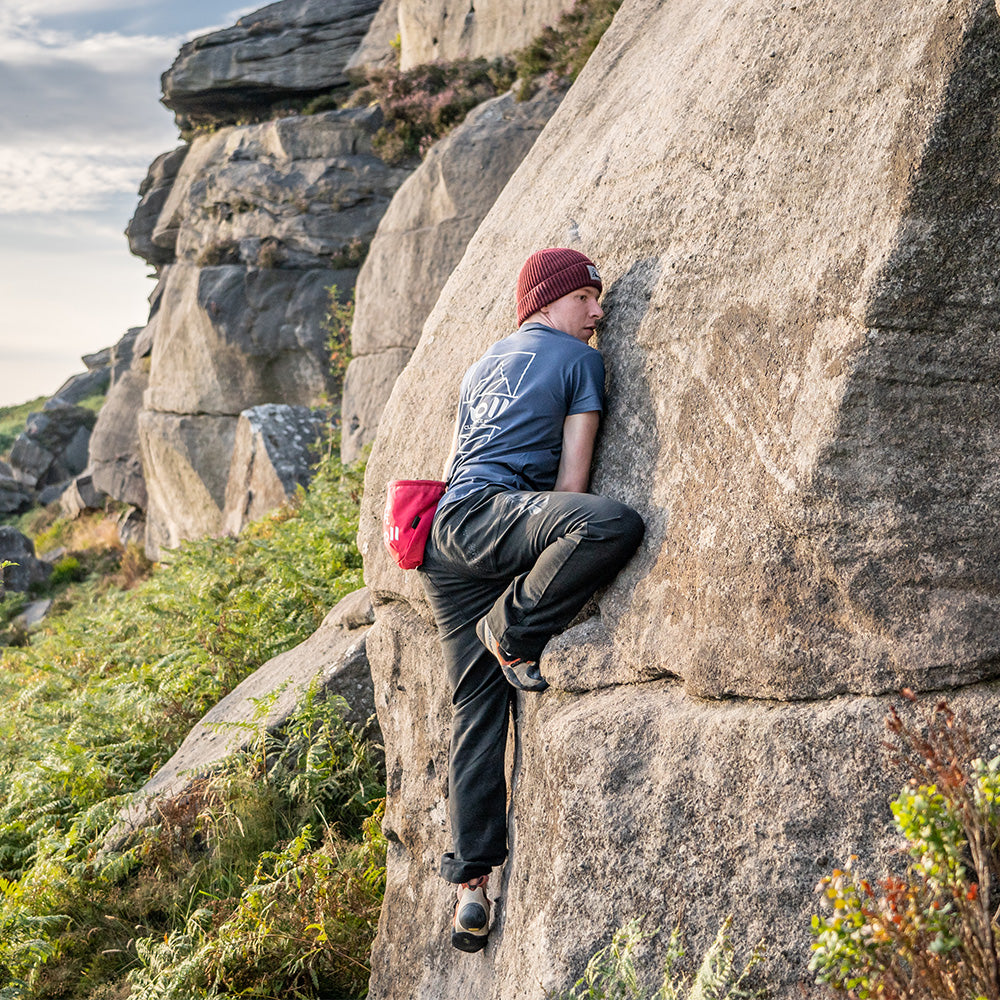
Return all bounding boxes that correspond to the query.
[8,406,96,490]
[16,598,52,628]
[341,85,564,461]
[139,411,238,559]
[116,507,146,548]
[126,146,189,266]
[0,527,51,594]
[59,474,107,519]
[42,368,109,411]
[104,587,377,849]
[222,403,327,536]
[357,0,1000,994]
[161,0,383,130]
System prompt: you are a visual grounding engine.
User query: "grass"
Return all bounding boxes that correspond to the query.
[0,448,381,999]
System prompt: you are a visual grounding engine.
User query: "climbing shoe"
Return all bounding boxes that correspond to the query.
[452,874,491,952]
[476,618,549,692]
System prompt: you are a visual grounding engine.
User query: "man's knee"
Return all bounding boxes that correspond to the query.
[587,497,644,555]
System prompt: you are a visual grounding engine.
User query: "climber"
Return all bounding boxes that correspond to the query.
[418,247,645,952]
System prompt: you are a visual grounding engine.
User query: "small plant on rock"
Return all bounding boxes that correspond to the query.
[551,916,765,1000]
[811,695,1000,1000]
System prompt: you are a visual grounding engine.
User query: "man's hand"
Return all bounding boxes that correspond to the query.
[554,411,599,492]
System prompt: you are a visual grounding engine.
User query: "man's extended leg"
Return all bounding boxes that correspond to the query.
[420,517,514,884]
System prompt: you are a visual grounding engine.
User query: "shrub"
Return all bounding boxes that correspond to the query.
[347,57,516,164]
[551,916,765,1000]
[810,696,1000,1000]
[0,449,375,998]
[514,0,623,99]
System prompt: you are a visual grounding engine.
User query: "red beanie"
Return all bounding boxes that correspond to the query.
[516,248,603,325]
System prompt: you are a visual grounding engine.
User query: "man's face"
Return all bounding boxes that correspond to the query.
[539,286,604,343]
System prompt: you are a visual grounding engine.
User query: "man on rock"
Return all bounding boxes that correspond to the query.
[419,247,645,952]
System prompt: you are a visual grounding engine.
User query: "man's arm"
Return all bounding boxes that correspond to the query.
[553,411,600,493]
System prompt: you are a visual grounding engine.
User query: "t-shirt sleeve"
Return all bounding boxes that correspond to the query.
[566,349,605,415]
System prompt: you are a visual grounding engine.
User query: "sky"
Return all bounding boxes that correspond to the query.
[0,0,260,408]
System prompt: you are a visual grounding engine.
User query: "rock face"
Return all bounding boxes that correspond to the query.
[357,0,1000,995]
[222,403,326,536]
[132,106,410,556]
[126,147,188,266]
[341,85,564,461]
[105,587,377,849]
[161,0,382,129]
[396,0,577,69]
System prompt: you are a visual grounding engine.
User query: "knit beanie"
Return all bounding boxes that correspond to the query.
[516,248,603,325]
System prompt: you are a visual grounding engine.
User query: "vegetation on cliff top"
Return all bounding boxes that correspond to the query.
[338,0,624,164]
[0,450,383,999]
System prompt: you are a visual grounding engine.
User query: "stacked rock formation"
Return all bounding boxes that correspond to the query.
[357,0,1000,995]
[161,0,383,129]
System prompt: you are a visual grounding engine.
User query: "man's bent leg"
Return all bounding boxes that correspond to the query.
[483,491,644,661]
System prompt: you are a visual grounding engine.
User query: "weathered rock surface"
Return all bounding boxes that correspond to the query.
[222,403,326,536]
[0,465,34,515]
[9,406,96,490]
[357,0,1000,994]
[345,0,401,80]
[341,85,563,461]
[127,147,188,266]
[145,263,350,416]
[0,527,51,594]
[154,107,408,274]
[139,411,238,558]
[59,474,106,519]
[133,105,410,554]
[89,368,150,509]
[161,0,382,129]
[105,587,377,848]
[397,0,576,69]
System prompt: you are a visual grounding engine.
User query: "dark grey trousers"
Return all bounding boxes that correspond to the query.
[419,486,644,884]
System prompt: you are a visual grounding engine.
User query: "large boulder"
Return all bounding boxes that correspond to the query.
[139,411,238,558]
[221,403,326,536]
[341,85,564,461]
[104,587,377,848]
[161,0,382,130]
[356,0,1000,994]
[397,0,577,69]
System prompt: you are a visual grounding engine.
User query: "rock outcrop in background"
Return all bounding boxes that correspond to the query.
[341,83,564,461]
[358,0,1000,994]
[51,0,565,558]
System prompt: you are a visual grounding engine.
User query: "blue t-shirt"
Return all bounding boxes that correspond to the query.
[440,322,605,507]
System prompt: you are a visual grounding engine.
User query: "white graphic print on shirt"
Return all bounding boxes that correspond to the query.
[456,351,535,459]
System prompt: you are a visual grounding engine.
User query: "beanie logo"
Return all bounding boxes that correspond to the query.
[586,264,601,283]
